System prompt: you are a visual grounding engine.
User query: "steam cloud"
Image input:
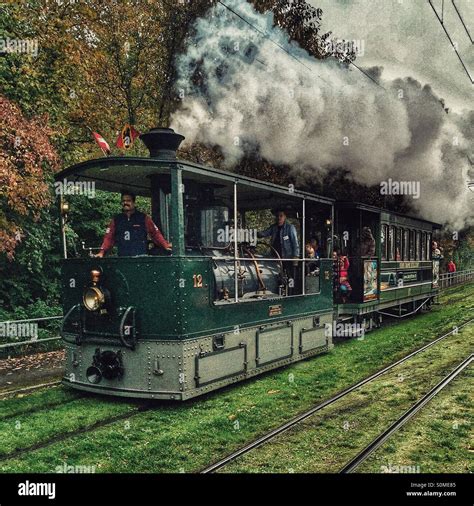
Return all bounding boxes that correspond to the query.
[171,0,473,229]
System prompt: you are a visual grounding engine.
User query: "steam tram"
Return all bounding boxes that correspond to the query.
[57,128,440,400]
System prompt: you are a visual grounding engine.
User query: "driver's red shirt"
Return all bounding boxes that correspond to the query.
[100,213,171,253]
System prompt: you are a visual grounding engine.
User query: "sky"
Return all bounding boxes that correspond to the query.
[172,0,473,227]
[311,0,473,112]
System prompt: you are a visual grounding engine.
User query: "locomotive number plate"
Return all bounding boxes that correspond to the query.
[268,304,282,316]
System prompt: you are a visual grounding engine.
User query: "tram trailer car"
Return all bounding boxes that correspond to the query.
[334,202,441,333]
[56,128,440,400]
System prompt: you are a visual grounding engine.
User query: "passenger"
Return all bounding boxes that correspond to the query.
[432,241,442,260]
[333,247,352,303]
[305,243,319,276]
[309,237,321,259]
[258,209,299,261]
[96,190,172,257]
[447,259,456,273]
[258,209,299,292]
[359,226,376,257]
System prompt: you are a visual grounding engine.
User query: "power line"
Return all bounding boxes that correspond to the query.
[350,61,385,89]
[428,0,473,84]
[452,0,473,44]
[217,0,313,72]
[217,0,385,90]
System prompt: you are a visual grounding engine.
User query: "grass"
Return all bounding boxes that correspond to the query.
[0,283,473,473]
[357,367,473,473]
[218,324,473,473]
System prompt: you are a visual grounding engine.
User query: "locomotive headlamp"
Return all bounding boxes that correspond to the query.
[83,286,105,311]
[60,200,69,215]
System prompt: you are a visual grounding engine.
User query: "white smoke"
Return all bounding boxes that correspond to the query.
[171,0,473,229]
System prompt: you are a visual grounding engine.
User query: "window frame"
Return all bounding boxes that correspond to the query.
[388,225,396,261]
[415,231,422,260]
[381,224,388,261]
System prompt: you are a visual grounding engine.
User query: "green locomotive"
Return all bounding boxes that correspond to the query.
[56,128,440,400]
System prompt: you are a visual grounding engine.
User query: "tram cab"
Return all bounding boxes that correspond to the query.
[56,128,336,400]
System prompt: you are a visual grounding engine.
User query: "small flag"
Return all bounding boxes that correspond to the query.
[92,132,111,156]
[116,124,140,150]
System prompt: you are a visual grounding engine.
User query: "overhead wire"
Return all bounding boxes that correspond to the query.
[452,0,473,44]
[217,0,386,90]
[428,0,473,84]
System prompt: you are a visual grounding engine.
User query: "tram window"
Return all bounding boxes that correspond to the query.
[421,232,426,260]
[403,229,409,261]
[427,233,432,260]
[185,204,230,249]
[395,227,401,261]
[409,230,415,260]
[388,226,395,260]
[416,231,421,260]
[381,225,388,260]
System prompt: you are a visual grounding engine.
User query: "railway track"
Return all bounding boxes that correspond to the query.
[0,380,62,400]
[0,401,154,463]
[339,353,473,473]
[200,319,473,473]
[1,321,470,467]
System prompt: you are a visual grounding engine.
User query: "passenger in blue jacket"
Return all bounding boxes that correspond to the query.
[258,210,300,293]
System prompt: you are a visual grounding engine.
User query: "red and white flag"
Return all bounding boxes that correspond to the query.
[116,124,140,150]
[92,132,111,156]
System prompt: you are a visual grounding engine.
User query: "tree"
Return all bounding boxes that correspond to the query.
[251,0,356,63]
[0,95,59,259]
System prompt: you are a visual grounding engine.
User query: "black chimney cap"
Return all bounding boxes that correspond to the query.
[140,127,185,159]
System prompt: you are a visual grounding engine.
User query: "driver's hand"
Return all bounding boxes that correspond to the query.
[166,243,172,252]
[94,250,104,258]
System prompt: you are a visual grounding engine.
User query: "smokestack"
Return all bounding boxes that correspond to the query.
[140,127,185,159]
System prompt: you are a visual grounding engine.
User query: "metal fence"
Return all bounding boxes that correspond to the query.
[438,269,474,289]
[1,269,473,352]
[0,315,62,352]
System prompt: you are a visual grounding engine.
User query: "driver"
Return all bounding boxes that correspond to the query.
[95,190,172,257]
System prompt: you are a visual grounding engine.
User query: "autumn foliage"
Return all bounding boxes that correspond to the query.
[0,96,60,259]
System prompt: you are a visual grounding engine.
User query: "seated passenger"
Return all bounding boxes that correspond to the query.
[96,190,172,257]
[309,237,321,259]
[305,243,319,276]
[333,247,352,303]
[359,226,376,257]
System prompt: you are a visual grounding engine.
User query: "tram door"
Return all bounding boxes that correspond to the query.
[335,207,379,303]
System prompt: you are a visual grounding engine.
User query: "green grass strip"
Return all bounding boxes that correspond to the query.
[0,283,472,473]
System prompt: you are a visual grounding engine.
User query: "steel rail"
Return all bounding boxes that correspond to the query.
[200,319,473,473]
[0,402,154,463]
[0,380,62,400]
[339,353,473,473]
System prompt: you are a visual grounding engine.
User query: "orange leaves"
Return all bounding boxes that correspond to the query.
[0,95,60,258]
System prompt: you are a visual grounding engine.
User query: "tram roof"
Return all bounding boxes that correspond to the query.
[55,156,334,206]
[336,201,442,228]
